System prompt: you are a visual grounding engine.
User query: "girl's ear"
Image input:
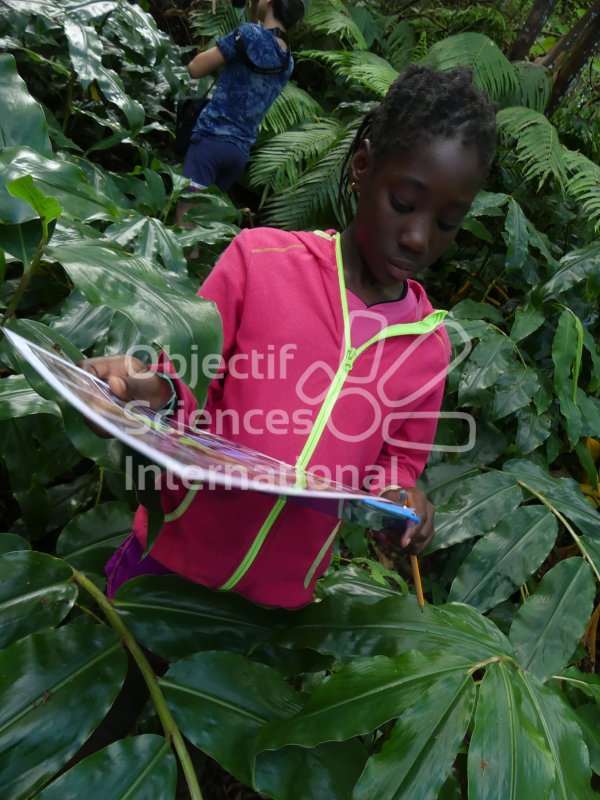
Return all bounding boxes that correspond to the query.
[349,139,373,187]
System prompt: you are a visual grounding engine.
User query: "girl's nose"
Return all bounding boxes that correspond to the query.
[398,219,430,254]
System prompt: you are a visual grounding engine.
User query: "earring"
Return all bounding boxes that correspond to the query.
[350,180,359,194]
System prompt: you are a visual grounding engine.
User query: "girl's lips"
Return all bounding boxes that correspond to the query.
[386,259,418,277]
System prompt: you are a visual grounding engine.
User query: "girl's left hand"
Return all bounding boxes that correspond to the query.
[379,487,435,554]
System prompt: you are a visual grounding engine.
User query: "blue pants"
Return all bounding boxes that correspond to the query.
[183,134,248,192]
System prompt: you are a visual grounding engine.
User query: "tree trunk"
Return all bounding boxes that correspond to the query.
[544,1,600,113]
[507,0,559,61]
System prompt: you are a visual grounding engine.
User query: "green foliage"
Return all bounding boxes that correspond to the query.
[0,1,598,798]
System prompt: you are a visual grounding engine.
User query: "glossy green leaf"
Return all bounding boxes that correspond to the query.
[7,175,62,227]
[558,667,600,704]
[502,459,600,539]
[161,651,300,786]
[274,592,515,664]
[62,17,103,90]
[0,54,51,157]
[458,333,515,404]
[0,625,127,800]
[510,303,545,342]
[0,147,120,224]
[504,198,529,271]
[105,214,186,274]
[0,550,77,648]
[468,663,554,800]
[432,472,525,551]
[257,651,470,752]
[448,506,558,612]
[580,537,600,578]
[353,673,475,800]
[46,290,114,352]
[0,374,59,419]
[96,66,145,132]
[316,563,399,604]
[573,705,600,775]
[36,734,177,800]
[114,575,286,660]
[47,239,222,403]
[509,558,595,680]
[518,669,596,800]
[515,407,552,453]
[491,364,540,420]
[538,242,600,299]
[0,533,30,554]
[552,310,581,397]
[255,738,368,800]
[56,501,132,574]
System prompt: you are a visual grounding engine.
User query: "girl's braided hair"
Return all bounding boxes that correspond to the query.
[339,64,497,217]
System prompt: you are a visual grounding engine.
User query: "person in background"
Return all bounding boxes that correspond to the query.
[179,0,309,211]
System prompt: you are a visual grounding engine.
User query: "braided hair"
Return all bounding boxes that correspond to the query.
[339,64,497,219]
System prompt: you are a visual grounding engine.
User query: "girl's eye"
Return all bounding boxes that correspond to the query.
[438,219,459,232]
[390,196,412,213]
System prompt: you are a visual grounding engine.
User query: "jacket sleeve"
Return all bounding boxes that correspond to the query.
[155,230,250,427]
[366,326,450,493]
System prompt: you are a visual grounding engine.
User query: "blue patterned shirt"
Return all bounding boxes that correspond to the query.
[192,23,293,155]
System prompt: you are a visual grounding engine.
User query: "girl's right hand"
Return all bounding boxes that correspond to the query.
[78,355,173,411]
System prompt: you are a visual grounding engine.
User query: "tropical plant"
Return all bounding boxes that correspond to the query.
[0,0,598,798]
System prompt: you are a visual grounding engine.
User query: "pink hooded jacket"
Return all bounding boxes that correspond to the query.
[132,228,450,608]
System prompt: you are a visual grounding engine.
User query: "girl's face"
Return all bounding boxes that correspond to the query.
[345,137,483,290]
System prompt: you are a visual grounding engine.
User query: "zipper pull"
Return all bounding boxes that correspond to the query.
[343,347,357,372]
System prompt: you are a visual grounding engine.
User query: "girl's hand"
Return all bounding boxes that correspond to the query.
[78,355,172,412]
[379,487,435,554]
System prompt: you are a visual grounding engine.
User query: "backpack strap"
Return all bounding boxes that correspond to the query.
[234,27,291,75]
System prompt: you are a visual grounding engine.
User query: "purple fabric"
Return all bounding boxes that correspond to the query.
[105,533,171,599]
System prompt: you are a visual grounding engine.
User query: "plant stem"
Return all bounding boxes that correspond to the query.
[517,479,600,584]
[0,236,47,326]
[71,568,204,800]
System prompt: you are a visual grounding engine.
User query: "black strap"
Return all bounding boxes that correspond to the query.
[234,27,290,75]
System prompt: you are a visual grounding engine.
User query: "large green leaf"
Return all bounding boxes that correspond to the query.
[557,667,600,704]
[468,663,554,800]
[257,651,470,752]
[0,550,77,648]
[273,593,515,664]
[0,147,120,224]
[113,575,286,660]
[490,364,540,420]
[62,17,104,90]
[47,239,222,403]
[0,374,59,419]
[503,198,529,271]
[0,54,51,157]
[448,506,558,612]
[458,332,515,404]
[161,650,300,786]
[509,558,595,680]
[552,309,583,398]
[353,673,475,800]
[432,472,525,551]
[0,533,30,554]
[36,734,177,800]
[538,242,600,299]
[0,625,127,800]
[55,501,132,574]
[502,459,600,539]
[518,670,596,800]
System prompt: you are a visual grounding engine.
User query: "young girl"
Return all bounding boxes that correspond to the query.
[83,65,497,609]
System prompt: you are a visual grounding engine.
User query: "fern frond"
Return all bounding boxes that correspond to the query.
[305,0,367,50]
[300,49,397,96]
[249,119,343,192]
[260,124,359,230]
[421,33,519,104]
[382,20,415,72]
[496,106,567,188]
[562,150,600,232]
[189,4,239,42]
[510,62,552,113]
[261,81,324,135]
